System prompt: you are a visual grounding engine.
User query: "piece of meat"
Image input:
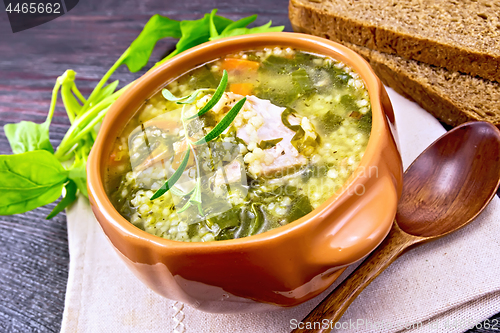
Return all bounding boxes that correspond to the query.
[237,96,307,177]
[213,160,245,187]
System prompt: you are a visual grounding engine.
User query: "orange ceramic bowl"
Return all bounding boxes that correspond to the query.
[87,32,403,313]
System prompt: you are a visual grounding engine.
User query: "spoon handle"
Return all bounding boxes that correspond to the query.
[293,223,421,333]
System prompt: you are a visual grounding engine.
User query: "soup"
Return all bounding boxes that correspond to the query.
[105,47,372,242]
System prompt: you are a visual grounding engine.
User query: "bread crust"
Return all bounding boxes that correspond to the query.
[289,0,500,82]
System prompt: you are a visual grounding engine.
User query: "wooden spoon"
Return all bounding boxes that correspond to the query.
[293,121,500,333]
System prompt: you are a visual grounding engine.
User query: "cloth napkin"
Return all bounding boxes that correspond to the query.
[60,88,500,333]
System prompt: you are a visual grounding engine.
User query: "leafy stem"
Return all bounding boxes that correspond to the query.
[81,52,128,113]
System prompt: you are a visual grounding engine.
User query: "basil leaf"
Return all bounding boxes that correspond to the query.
[193,97,246,145]
[186,70,228,120]
[46,180,77,219]
[4,120,53,154]
[214,21,284,40]
[122,14,182,73]
[150,148,191,200]
[0,151,68,215]
[69,157,88,198]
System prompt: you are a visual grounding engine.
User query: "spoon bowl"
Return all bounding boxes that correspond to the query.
[295,121,500,333]
[397,121,500,238]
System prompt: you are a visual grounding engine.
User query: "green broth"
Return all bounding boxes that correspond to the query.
[105,47,372,242]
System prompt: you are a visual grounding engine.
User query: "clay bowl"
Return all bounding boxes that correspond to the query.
[87,32,403,313]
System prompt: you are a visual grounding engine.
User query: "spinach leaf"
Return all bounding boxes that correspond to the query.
[46,180,77,219]
[281,108,301,132]
[156,10,233,66]
[288,195,313,222]
[0,151,68,215]
[212,15,257,40]
[4,120,53,154]
[258,138,283,150]
[320,111,344,134]
[230,203,269,239]
[358,111,373,134]
[248,203,265,235]
[215,21,284,39]
[4,74,61,154]
[122,14,181,73]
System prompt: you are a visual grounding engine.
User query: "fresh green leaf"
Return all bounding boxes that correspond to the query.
[214,21,284,40]
[208,9,219,40]
[3,72,64,154]
[122,14,181,73]
[155,10,233,66]
[81,15,180,112]
[193,97,246,145]
[46,179,77,219]
[213,15,257,41]
[4,120,53,154]
[0,150,68,215]
[69,157,88,197]
[186,70,228,120]
[150,148,191,200]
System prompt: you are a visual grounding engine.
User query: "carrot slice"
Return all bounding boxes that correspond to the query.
[229,83,254,96]
[221,58,260,72]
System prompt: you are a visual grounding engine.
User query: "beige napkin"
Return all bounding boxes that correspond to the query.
[60,88,500,333]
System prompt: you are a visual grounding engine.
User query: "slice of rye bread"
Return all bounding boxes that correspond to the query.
[289,0,500,82]
[345,42,500,127]
[290,22,500,127]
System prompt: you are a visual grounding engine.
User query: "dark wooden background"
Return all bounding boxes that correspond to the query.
[0,1,498,332]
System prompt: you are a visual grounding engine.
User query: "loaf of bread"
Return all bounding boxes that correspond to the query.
[289,0,500,82]
[289,0,500,127]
